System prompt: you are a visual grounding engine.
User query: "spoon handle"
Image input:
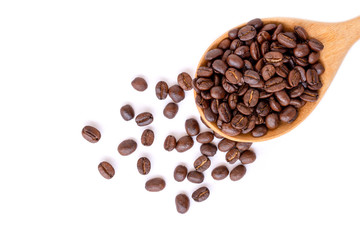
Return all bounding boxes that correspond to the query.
[330,16,360,48]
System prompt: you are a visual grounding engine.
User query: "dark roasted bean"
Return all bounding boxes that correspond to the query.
[82,126,101,143]
[194,155,211,172]
[187,171,204,184]
[145,178,166,192]
[174,165,188,182]
[141,129,154,146]
[155,81,168,100]
[98,161,115,179]
[164,135,176,151]
[192,187,210,202]
[169,85,185,103]
[230,164,247,181]
[137,157,151,175]
[175,194,190,214]
[131,77,148,91]
[279,106,298,123]
[118,139,137,156]
[135,112,153,126]
[226,148,241,164]
[251,125,268,137]
[239,150,256,164]
[177,72,193,91]
[176,135,194,152]
[163,102,179,119]
[120,104,135,121]
[211,165,229,180]
[265,113,280,129]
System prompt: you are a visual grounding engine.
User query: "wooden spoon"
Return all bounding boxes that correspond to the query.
[195,16,360,142]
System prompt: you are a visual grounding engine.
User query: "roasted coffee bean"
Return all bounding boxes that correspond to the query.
[312,62,325,75]
[261,64,276,81]
[290,98,306,108]
[82,125,101,143]
[270,41,287,53]
[197,66,214,78]
[163,102,179,119]
[155,81,168,100]
[257,31,271,44]
[261,41,270,56]
[196,132,214,144]
[238,84,249,96]
[294,26,308,40]
[177,72,193,91]
[300,89,319,102]
[176,135,194,152]
[308,38,324,52]
[192,187,210,202]
[277,32,297,48]
[210,99,220,114]
[238,25,257,41]
[187,171,204,184]
[272,23,283,40]
[212,59,228,75]
[228,93,238,110]
[243,70,260,85]
[218,38,231,49]
[235,45,250,58]
[243,88,259,107]
[222,78,238,93]
[137,157,151,175]
[135,112,153,126]
[308,51,320,64]
[264,51,283,63]
[259,91,273,99]
[118,139,137,156]
[228,28,239,40]
[256,101,270,117]
[200,143,217,157]
[169,85,185,103]
[221,122,241,136]
[269,96,282,112]
[226,54,244,69]
[211,165,229,180]
[237,102,253,115]
[210,86,226,99]
[251,125,268,137]
[226,148,241,164]
[196,78,214,91]
[308,80,323,91]
[185,118,200,136]
[205,48,224,61]
[288,69,301,87]
[265,77,286,92]
[131,77,148,91]
[98,161,115,179]
[164,135,176,151]
[274,90,290,106]
[218,138,236,152]
[255,58,265,72]
[225,68,242,84]
[289,84,304,98]
[175,194,190,214]
[218,102,232,122]
[275,64,289,78]
[294,43,310,58]
[141,129,154,146]
[265,113,280,129]
[240,150,256,164]
[230,39,242,50]
[203,107,217,123]
[261,23,277,32]
[231,114,249,129]
[195,94,209,109]
[145,178,166,192]
[250,41,261,60]
[248,18,263,29]
[174,165,188,182]
[221,49,233,62]
[279,106,298,123]
[120,104,135,121]
[306,69,319,85]
[194,155,211,172]
[202,90,213,100]
[249,79,264,88]
[213,130,223,138]
[236,142,252,152]
[230,164,247,181]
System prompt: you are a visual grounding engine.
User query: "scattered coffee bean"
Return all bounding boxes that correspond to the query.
[239,150,256,164]
[174,165,188,182]
[141,129,154,146]
[200,143,217,157]
[187,171,204,184]
[177,72,193,91]
[175,194,190,214]
[185,118,200,136]
[164,135,177,151]
[226,148,241,164]
[169,85,185,103]
[235,142,252,152]
[230,164,247,181]
[135,112,153,126]
[175,135,194,152]
[155,81,168,100]
[211,165,229,180]
[192,187,210,202]
[118,139,137,156]
[196,131,214,144]
[218,138,236,152]
[145,178,166,192]
[194,155,211,172]
[98,161,115,179]
[163,102,179,119]
[82,125,101,143]
[131,77,148,91]
[137,157,151,175]
[120,104,135,121]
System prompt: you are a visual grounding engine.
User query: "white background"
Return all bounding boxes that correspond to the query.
[1,1,359,239]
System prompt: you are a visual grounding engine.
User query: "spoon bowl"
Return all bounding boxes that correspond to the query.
[195,16,360,142]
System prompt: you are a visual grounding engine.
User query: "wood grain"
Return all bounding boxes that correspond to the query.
[195,16,360,142]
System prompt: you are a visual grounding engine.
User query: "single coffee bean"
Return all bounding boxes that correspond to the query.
[218,138,236,152]
[210,86,226,99]
[131,77,148,91]
[294,43,310,58]
[300,89,318,102]
[306,69,320,85]
[251,125,268,137]
[234,45,250,58]
[98,161,115,179]
[203,107,217,123]
[135,112,153,126]
[259,91,273,99]
[261,23,277,32]
[257,31,271,44]
[290,98,306,108]
[120,104,135,121]
[250,41,261,60]
[226,54,244,69]
[225,68,243,84]
[243,88,260,107]
[194,155,211,172]
[308,38,324,52]
[228,93,238,110]
[261,64,276,81]
[269,96,282,112]
[231,114,249,130]
[261,41,270,56]
[279,106,298,123]
[211,165,229,180]
[238,84,249,96]
[195,94,209,109]
[264,77,286,92]
[237,102,254,115]
[272,23,283,40]
[155,81,168,100]
[205,48,223,61]
[294,26,308,40]
[228,28,238,40]
[277,32,297,48]
[218,102,232,122]
[312,62,325,75]
[270,41,287,53]
[118,139,137,156]
[235,142,252,152]
[230,164,247,181]
[247,18,263,29]
[275,64,289,78]
[264,51,283,63]
[308,51,320,64]
[192,187,210,202]
[221,122,241,136]
[196,78,214,91]
[175,194,190,214]
[174,165,188,182]
[222,78,238,93]
[163,102,178,119]
[82,125,101,143]
[256,101,271,117]
[240,150,256,164]
[145,178,166,192]
[185,118,200,136]
[197,66,214,78]
[289,84,304,98]
[164,135,176,151]
[177,72,193,91]
[226,148,241,164]
[243,70,260,85]
[255,58,265,72]
[196,132,214,144]
[238,25,257,41]
[265,113,280,129]
[242,115,256,134]
[230,39,243,50]
[288,69,301,87]
[200,143,217,157]
[274,90,290,106]
[187,171,204,184]
[137,157,151,175]
[212,59,228,75]
[218,38,231,49]
[176,136,194,152]
[169,85,185,103]
[141,129,154,146]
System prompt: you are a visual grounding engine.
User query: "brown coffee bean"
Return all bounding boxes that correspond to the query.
[174,165,188,182]
[290,98,306,108]
[200,143,217,157]
[197,66,214,78]
[275,64,289,78]
[235,45,250,58]
[261,64,276,81]
[169,85,185,103]
[195,94,209,109]
[240,150,256,164]
[237,102,254,115]
[118,139,137,156]
[250,41,261,60]
[212,59,228,75]
[226,54,244,69]
[163,102,179,119]
[218,38,231,49]
[218,138,236,152]
[135,112,153,127]
[131,77,148,91]
[251,125,268,137]
[256,101,271,117]
[228,28,239,40]
[196,78,214,91]
[261,41,270,56]
[205,48,223,61]
[289,84,304,98]
[230,164,247,181]
[185,118,200,136]
[141,129,154,146]
[279,106,298,123]
[308,52,320,64]
[231,39,243,50]
[272,23,283,40]
[306,69,320,86]
[257,31,271,44]
[175,194,190,214]
[196,132,214,144]
[98,161,115,179]
[192,187,210,202]
[243,70,260,85]
[264,51,283,63]
[294,26,308,40]
[211,165,229,180]
[312,62,325,75]
[145,178,166,192]
[277,32,297,48]
[228,93,238,110]
[187,171,204,184]
[194,155,211,172]
[155,81,168,100]
[176,136,194,152]
[242,115,256,134]
[274,90,290,107]
[210,86,226,99]
[308,38,324,52]
[177,72,193,91]
[300,89,318,102]
[294,43,310,58]
[137,157,151,175]
[221,122,241,136]
[225,68,243,84]
[248,18,263,29]
[164,135,176,151]
[288,69,301,87]
[269,96,282,112]
[238,25,257,41]
[231,114,249,130]
[120,104,135,121]
[235,142,252,152]
[243,88,259,107]
[82,125,101,143]
[226,148,240,164]
[218,102,232,122]
[264,77,286,92]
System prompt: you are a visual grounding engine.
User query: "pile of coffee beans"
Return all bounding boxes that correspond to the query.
[194,18,324,137]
